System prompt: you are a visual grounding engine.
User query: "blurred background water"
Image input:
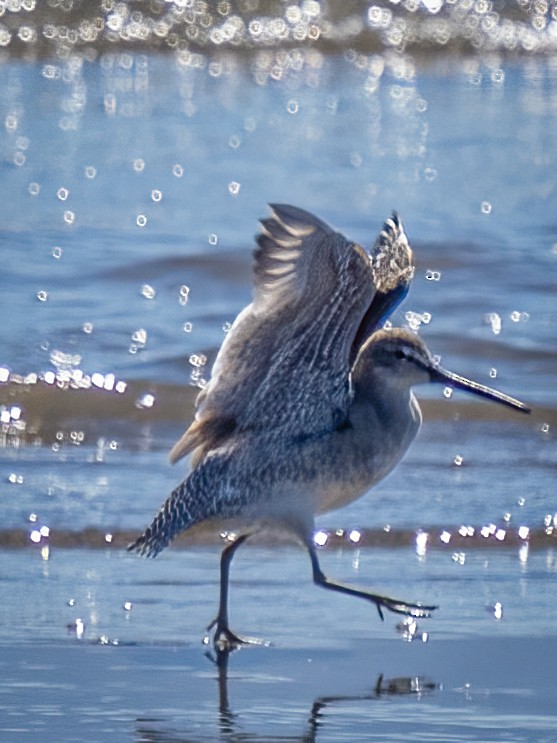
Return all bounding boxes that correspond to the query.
[0,2,556,741]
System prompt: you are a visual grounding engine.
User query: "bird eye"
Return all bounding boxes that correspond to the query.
[395,349,407,360]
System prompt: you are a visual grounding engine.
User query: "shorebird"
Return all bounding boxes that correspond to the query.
[128,205,530,651]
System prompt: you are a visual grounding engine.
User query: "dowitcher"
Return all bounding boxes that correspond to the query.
[128,205,529,651]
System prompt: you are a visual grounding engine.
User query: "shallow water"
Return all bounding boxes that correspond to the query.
[1,54,556,398]
[1,3,557,741]
[1,544,557,742]
[2,637,557,742]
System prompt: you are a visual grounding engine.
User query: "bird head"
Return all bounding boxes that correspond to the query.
[353,328,530,414]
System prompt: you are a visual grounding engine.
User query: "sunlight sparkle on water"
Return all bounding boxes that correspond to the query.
[189,353,207,368]
[228,134,241,149]
[314,530,328,547]
[490,602,504,620]
[405,311,432,330]
[481,200,492,214]
[141,284,156,299]
[415,530,428,556]
[486,312,502,335]
[189,354,208,388]
[69,618,85,640]
[179,285,190,305]
[397,617,429,643]
[50,349,82,369]
[5,113,18,130]
[286,98,299,114]
[348,529,361,544]
[103,373,115,392]
[135,393,155,409]
[91,373,104,388]
[131,329,147,347]
[4,405,21,421]
[87,372,126,393]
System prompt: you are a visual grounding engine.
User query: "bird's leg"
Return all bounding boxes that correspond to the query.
[206,534,250,652]
[308,544,437,620]
[206,533,266,655]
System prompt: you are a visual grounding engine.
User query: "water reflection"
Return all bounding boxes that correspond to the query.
[135,650,437,743]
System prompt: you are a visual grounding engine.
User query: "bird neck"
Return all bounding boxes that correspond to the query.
[351,371,421,445]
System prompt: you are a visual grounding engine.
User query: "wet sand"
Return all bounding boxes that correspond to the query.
[2,636,556,742]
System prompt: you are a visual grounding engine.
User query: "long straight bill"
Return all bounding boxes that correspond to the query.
[433,367,531,414]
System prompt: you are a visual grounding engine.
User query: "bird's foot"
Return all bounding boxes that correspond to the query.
[204,618,269,654]
[371,595,438,621]
[314,573,437,622]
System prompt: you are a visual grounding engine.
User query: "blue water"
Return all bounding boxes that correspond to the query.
[1,52,554,533]
[1,57,555,398]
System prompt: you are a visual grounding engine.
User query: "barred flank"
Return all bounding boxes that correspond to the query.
[127,479,197,558]
[127,449,238,559]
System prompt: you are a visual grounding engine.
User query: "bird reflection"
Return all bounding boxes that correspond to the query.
[134,652,437,743]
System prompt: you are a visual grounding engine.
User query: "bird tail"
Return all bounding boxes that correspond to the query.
[127,478,199,558]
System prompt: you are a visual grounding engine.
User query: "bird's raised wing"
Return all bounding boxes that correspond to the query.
[170,206,411,464]
[349,212,414,365]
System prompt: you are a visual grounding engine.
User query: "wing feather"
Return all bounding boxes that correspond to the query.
[349,212,414,365]
[170,206,413,464]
